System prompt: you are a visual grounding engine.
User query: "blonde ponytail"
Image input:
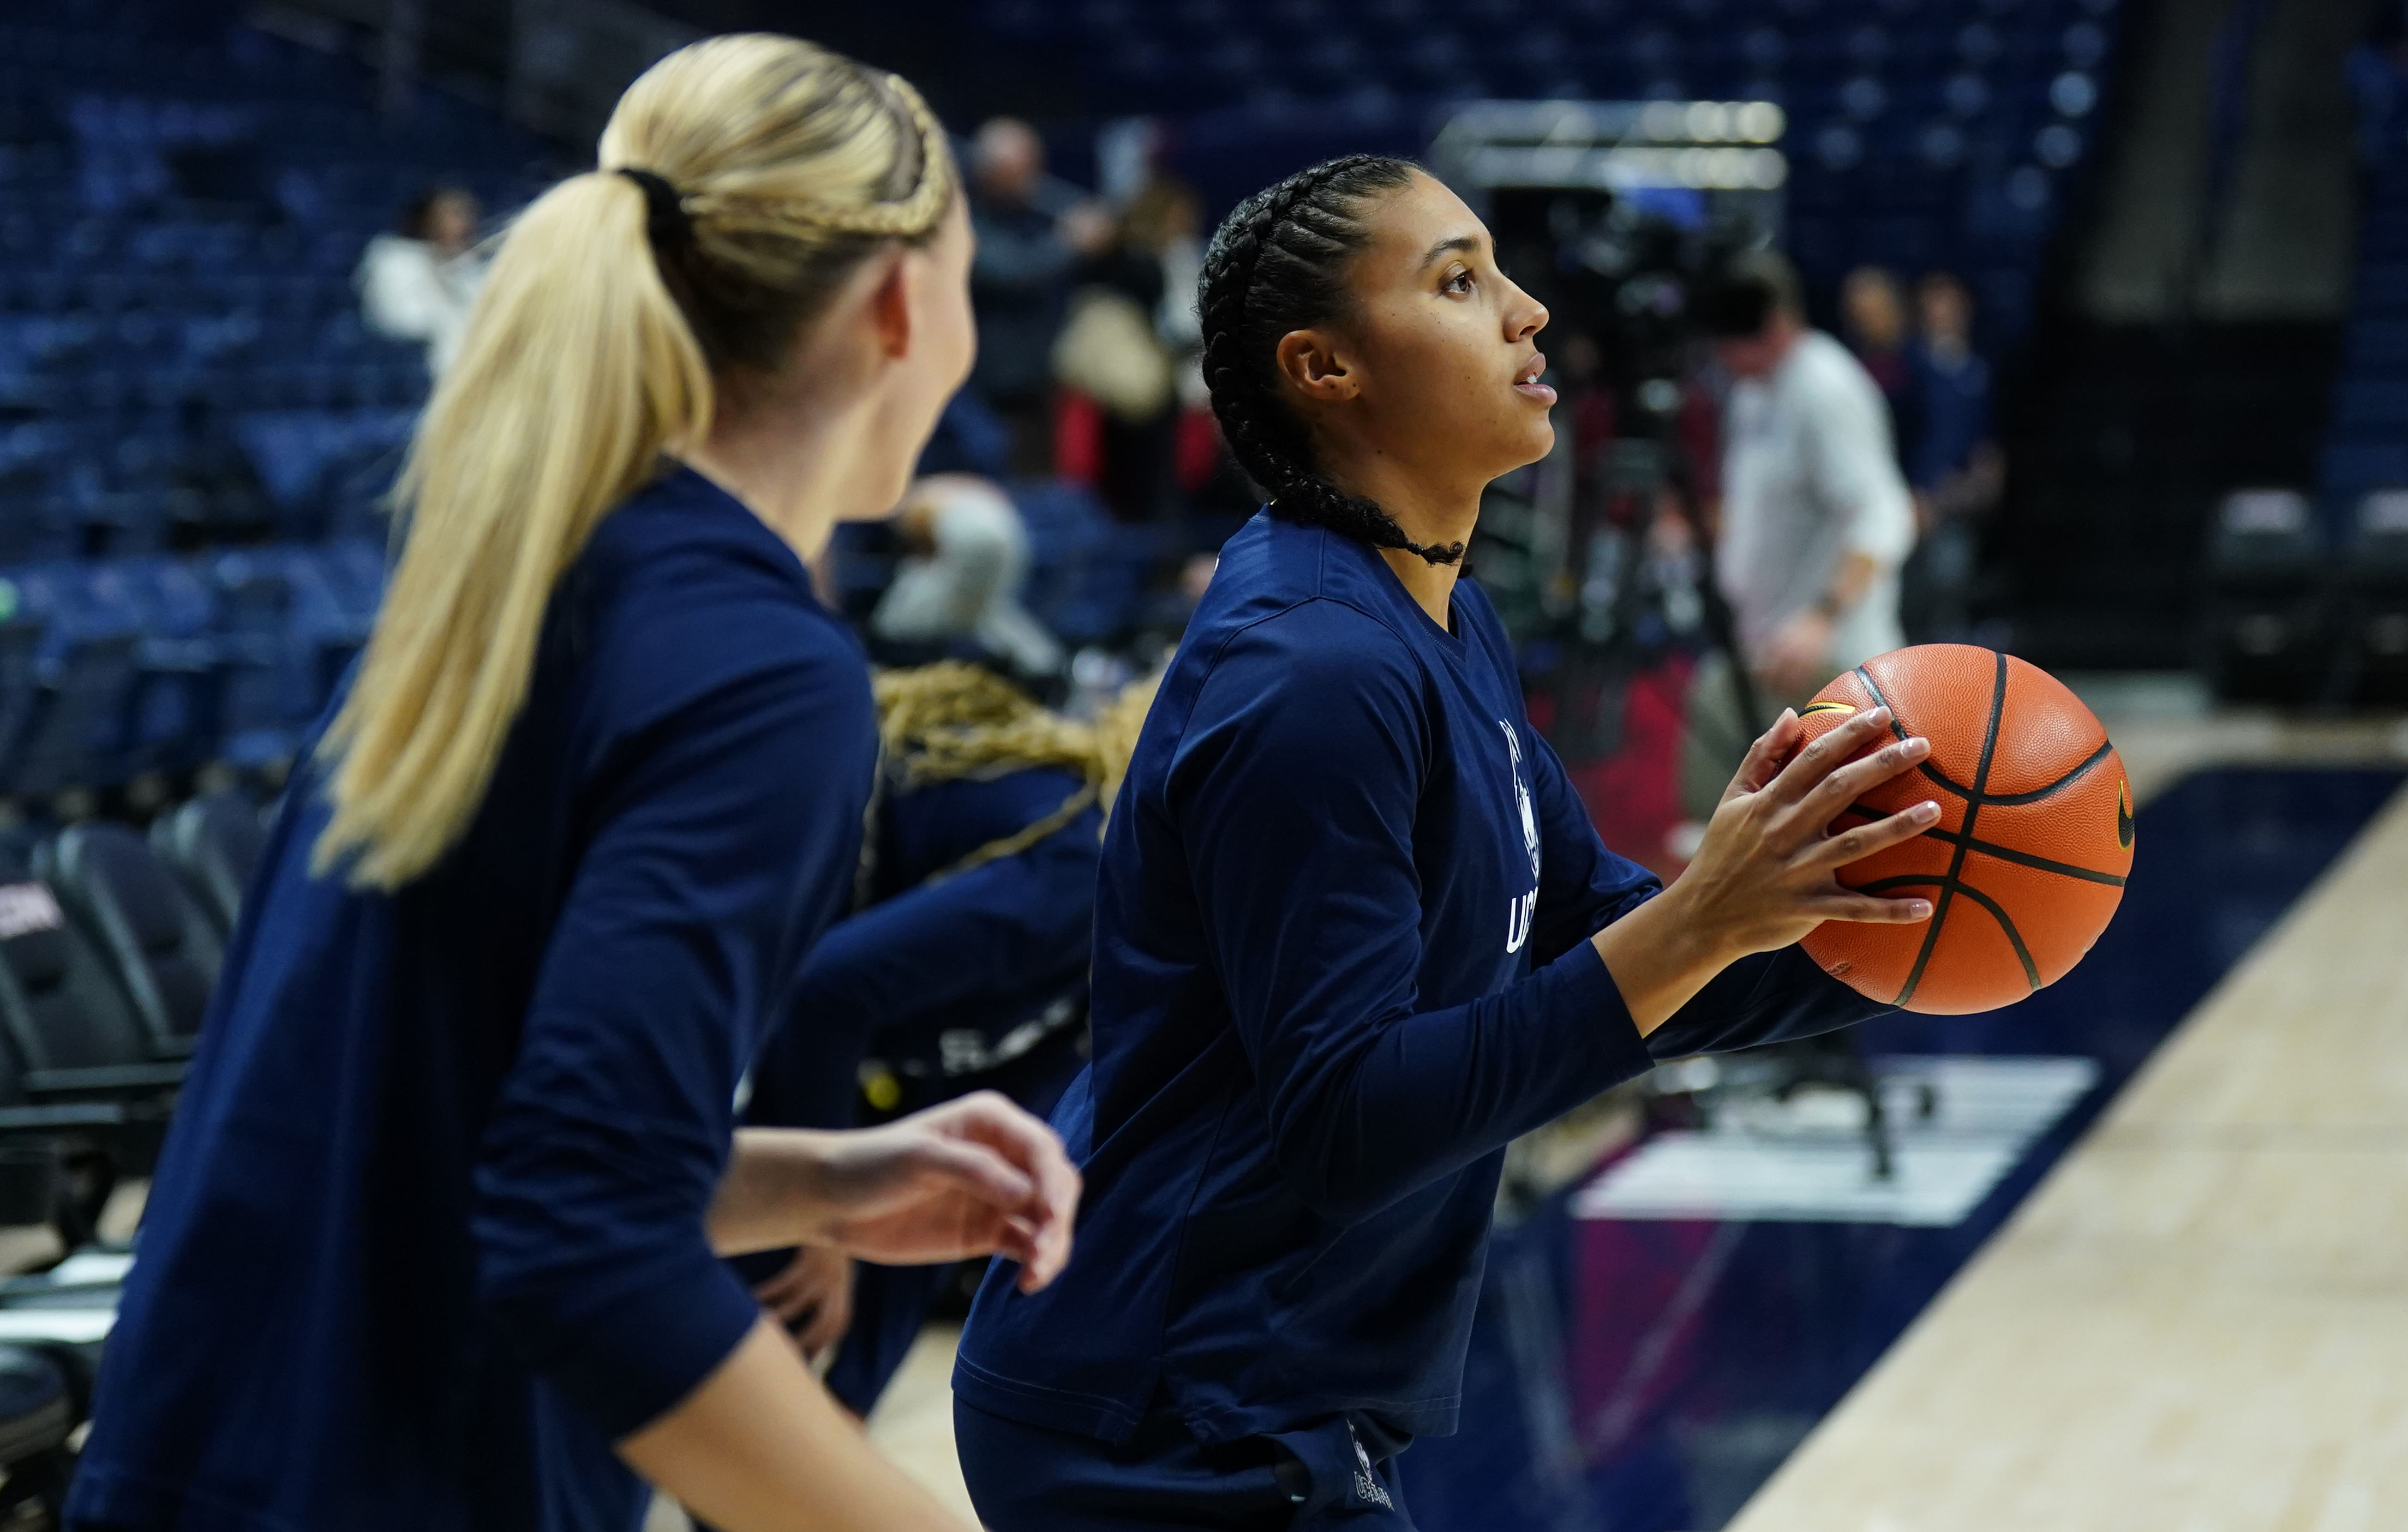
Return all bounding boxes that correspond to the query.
[313,35,955,888]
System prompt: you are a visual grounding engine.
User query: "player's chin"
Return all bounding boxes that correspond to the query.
[1485,413,1555,473]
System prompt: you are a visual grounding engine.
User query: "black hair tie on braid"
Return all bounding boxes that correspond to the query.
[1195,154,1466,567]
[615,166,693,251]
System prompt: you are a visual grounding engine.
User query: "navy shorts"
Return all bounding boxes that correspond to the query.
[955,1396,1414,1531]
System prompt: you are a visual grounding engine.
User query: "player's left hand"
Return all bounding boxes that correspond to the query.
[799,1092,1081,1293]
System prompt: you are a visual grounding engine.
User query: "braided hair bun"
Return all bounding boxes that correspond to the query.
[1195,155,1466,566]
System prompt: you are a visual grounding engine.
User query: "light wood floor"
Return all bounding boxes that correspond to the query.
[1728,770,2408,1531]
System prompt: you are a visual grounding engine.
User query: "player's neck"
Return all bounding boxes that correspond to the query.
[1327,462,1477,631]
[1349,460,1480,632]
[683,389,886,564]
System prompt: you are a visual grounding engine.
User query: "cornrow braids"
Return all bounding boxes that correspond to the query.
[1196,154,1466,566]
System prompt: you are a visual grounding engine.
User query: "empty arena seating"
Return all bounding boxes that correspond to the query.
[0,5,535,787]
[2307,55,2408,705]
[0,3,520,802]
[2324,245,2408,500]
[2339,489,2408,704]
[0,1344,75,1496]
[975,0,2125,352]
[2201,488,2332,704]
[152,789,264,939]
[0,837,184,1246]
[2328,52,2408,497]
[40,821,219,1062]
[0,539,382,795]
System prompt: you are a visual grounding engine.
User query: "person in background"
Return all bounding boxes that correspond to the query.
[1136,173,1207,394]
[871,474,1064,679]
[1680,250,1916,822]
[1063,173,1205,524]
[357,184,485,377]
[1906,271,1996,502]
[1838,264,1916,464]
[1902,271,2002,642]
[968,118,1113,476]
[740,663,1157,1416]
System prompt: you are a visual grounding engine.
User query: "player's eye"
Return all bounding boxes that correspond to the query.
[1442,268,1474,296]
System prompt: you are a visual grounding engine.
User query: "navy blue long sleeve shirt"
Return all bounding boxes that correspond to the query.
[746,767,1101,1132]
[955,511,1884,1448]
[68,468,878,1532]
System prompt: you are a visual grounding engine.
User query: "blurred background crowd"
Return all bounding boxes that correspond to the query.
[0,0,2392,871]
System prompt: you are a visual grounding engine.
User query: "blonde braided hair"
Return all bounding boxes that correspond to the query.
[865,662,1159,891]
[679,77,953,242]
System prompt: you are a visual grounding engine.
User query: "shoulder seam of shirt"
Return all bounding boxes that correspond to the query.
[1193,590,1429,698]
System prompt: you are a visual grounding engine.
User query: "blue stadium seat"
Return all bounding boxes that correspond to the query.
[230,408,412,539]
[2334,379,2408,430]
[2359,263,2408,316]
[152,789,266,940]
[40,822,219,1062]
[2323,443,2408,496]
[2346,320,2408,377]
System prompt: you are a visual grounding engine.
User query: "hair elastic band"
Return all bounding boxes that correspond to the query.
[614,166,692,249]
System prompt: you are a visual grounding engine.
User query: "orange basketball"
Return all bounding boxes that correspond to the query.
[1790,644,2132,1014]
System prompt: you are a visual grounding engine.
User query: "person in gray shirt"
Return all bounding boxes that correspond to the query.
[966,118,1111,473]
[1679,251,1917,826]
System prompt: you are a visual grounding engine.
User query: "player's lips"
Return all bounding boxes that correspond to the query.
[1513,351,1555,405]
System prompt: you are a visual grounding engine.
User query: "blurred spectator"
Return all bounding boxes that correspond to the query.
[1055,175,1203,521]
[1680,251,1916,820]
[872,474,1064,679]
[1559,332,1621,506]
[1134,173,1208,405]
[1902,271,2004,642]
[968,119,1113,476]
[1907,272,1997,500]
[1839,265,1917,461]
[917,390,1013,480]
[356,185,484,377]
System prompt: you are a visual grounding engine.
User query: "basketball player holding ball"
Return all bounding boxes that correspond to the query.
[953,157,1946,1530]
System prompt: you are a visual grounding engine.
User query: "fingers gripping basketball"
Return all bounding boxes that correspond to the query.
[1791,644,2132,1014]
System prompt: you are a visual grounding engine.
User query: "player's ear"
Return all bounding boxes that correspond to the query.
[1275,327,1360,404]
[866,249,913,359]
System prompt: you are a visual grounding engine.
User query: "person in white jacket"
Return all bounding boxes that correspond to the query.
[1680,249,1919,825]
[872,474,1065,679]
[356,186,486,377]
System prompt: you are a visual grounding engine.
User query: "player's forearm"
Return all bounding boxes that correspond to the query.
[708,1128,850,1256]
[618,1318,968,1532]
[1589,882,1742,1036]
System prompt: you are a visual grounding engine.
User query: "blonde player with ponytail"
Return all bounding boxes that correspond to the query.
[68,37,1076,1532]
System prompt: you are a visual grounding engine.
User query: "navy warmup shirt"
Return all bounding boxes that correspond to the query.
[68,468,878,1532]
[741,768,1100,1418]
[955,510,1884,1449]
[746,767,1101,1133]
